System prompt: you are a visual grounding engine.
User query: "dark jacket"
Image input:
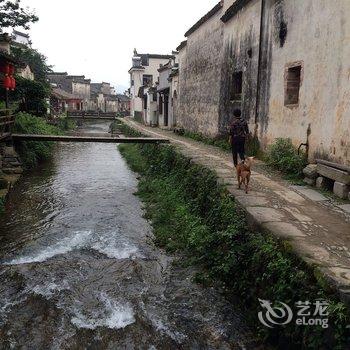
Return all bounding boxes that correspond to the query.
[229,118,249,141]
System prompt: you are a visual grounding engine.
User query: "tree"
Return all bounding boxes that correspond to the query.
[11,46,52,84]
[0,0,38,31]
[12,76,50,117]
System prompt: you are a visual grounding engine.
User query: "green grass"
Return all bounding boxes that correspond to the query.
[265,138,307,178]
[119,141,350,349]
[182,130,262,157]
[13,112,63,168]
[56,115,77,131]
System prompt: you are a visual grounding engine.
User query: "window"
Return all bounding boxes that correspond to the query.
[143,74,153,86]
[285,64,302,106]
[230,71,243,101]
[141,56,149,66]
[131,79,134,86]
[153,93,157,102]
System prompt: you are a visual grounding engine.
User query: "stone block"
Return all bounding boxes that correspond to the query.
[262,221,306,239]
[316,176,327,189]
[2,167,23,175]
[246,207,285,224]
[317,164,350,185]
[303,177,315,186]
[3,146,17,157]
[333,181,350,199]
[0,177,8,189]
[303,164,317,179]
[291,185,327,201]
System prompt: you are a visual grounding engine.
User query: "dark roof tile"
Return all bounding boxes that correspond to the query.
[221,0,253,23]
[185,2,223,37]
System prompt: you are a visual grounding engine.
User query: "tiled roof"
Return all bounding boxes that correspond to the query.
[185,1,223,37]
[52,87,81,100]
[221,0,254,23]
[176,40,187,51]
[138,53,174,59]
[116,94,130,102]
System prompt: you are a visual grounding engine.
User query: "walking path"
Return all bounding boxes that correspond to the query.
[122,118,350,302]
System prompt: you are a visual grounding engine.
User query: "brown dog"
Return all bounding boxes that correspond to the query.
[236,157,254,194]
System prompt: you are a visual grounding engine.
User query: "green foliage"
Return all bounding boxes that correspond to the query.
[10,76,50,117]
[13,112,62,168]
[183,130,261,157]
[113,121,142,137]
[183,130,230,152]
[134,111,143,123]
[119,141,350,349]
[55,115,76,131]
[11,46,52,84]
[0,0,38,31]
[265,138,307,178]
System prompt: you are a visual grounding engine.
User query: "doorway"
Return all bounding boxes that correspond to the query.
[164,94,169,126]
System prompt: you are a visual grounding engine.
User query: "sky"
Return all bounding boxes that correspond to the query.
[18,0,218,93]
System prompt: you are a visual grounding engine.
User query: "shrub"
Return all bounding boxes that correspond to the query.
[183,130,261,156]
[13,112,62,168]
[134,111,143,123]
[265,138,307,177]
[56,115,76,131]
[11,76,50,117]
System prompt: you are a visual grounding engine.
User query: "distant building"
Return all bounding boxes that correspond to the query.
[17,63,34,80]
[90,82,119,113]
[11,30,31,47]
[116,94,130,115]
[47,73,91,111]
[50,87,83,115]
[157,56,178,128]
[128,50,174,122]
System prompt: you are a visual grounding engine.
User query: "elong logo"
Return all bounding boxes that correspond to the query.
[258,298,329,329]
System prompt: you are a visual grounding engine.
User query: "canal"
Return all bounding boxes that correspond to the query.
[0,121,255,349]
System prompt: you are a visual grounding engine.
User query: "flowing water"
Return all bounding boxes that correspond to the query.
[0,121,256,349]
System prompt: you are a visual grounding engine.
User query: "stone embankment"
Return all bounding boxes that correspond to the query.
[0,145,23,200]
[121,117,350,304]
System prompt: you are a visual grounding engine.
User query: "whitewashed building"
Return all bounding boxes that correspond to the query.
[128,50,174,122]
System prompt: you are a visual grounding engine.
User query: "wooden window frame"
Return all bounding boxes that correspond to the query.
[284,61,303,108]
[230,71,243,102]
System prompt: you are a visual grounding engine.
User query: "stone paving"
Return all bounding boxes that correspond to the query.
[122,118,350,303]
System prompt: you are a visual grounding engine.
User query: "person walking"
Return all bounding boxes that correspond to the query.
[228,109,249,167]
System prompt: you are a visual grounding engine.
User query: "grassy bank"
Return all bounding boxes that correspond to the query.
[118,140,349,349]
[13,112,75,168]
[182,130,261,158]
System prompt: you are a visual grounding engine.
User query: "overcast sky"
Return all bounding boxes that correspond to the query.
[19,0,217,92]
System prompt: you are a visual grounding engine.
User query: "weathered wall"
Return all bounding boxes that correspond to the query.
[259,0,350,165]
[130,69,143,116]
[219,0,261,133]
[72,82,90,99]
[130,57,170,117]
[146,58,170,81]
[158,67,171,128]
[18,65,34,81]
[170,74,179,127]
[177,9,224,137]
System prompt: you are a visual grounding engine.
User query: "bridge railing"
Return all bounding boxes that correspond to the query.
[0,108,15,141]
[67,110,117,118]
